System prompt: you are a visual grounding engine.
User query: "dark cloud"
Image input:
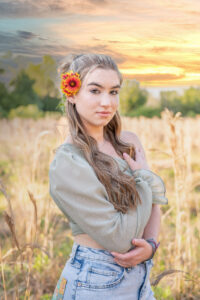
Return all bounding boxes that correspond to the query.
[0,0,73,18]
[17,31,37,40]
[0,31,64,58]
[0,30,47,57]
[1,29,199,80]
[38,37,49,41]
[0,32,20,49]
[0,1,37,18]
[0,0,110,18]
[1,0,200,20]
[0,30,125,65]
[47,3,68,12]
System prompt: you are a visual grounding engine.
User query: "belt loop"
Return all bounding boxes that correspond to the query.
[70,242,80,264]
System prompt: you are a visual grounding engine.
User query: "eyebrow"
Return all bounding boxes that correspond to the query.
[87,82,121,89]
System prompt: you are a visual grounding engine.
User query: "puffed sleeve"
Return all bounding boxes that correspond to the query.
[49,148,152,253]
[131,169,168,205]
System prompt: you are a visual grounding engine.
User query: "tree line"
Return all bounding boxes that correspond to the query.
[0,53,200,119]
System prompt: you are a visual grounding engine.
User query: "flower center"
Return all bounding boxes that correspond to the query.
[70,81,76,87]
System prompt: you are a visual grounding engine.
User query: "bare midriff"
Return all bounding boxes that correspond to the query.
[74,234,107,250]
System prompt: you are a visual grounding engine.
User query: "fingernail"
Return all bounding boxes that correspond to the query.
[123,153,128,157]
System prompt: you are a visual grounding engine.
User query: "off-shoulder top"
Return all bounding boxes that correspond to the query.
[49,143,168,253]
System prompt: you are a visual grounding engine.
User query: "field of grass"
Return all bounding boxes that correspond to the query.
[0,109,200,299]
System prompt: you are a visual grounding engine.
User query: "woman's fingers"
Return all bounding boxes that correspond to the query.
[114,257,135,267]
[111,248,138,265]
[114,260,130,267]
[114,258,138,268]
[122,152,136,168]
[123,148,144,171]
[112,250,136,261]
[135,147,145,160]
[123,152,134,161]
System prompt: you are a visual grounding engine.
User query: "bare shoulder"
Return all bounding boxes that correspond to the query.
[120,130,146,156]
[64,135,73,143]
[120,130,142,148]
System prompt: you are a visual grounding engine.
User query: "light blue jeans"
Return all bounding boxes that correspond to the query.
[52,242,156,300]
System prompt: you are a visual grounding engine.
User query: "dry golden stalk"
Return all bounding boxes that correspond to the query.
[151,269,187,286]
[163,108,196,298]
[0,179,14,222]
[27,190,38,244]
[4,212,20,251]
[0,246,7,300]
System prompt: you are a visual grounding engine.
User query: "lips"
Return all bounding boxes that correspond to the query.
[97,112,111,117]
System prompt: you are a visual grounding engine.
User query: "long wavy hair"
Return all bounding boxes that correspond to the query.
[56,53,141,213]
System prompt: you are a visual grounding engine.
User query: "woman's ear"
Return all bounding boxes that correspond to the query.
[67,95,76,105]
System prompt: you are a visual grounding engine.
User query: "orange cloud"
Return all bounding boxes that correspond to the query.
[123,73,185,81]
[1,0,200,86]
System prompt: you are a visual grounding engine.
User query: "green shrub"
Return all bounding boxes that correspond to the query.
[127,106,162,118]
[8,104,44,120]
[152,285,174,299]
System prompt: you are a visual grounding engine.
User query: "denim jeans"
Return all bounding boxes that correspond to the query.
[52,242,156,300]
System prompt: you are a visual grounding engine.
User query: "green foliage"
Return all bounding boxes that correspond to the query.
[33,252,50,273]
[0,82,9,117]
[0,68,5,74]
[162,168,174,179]
[54,238,74,258]
[55,94,66,114]
[1,51,200,119]
[9,70,42,110]
[119,80,148,115]
[0,159,11,179]
[182,87,200,114]
[42,95,60,111]
[127,105,162,118]
[160,91,182,114]
[0,82,8,101]
[160,87,200,116]
[26,55,59,98]
[40,295,51,300]
[8,104,44,119]
[0,63,62,118]
[152,285,174,299]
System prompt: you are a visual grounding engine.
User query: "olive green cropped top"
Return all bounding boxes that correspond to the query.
[49,143,168,253]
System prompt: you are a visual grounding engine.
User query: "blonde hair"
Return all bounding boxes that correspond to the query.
[57,53,141,213]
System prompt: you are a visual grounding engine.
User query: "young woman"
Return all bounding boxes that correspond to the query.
[49,53,168,299]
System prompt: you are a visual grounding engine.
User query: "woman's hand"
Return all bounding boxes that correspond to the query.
[111,239,153,268]
[123,147,150,171]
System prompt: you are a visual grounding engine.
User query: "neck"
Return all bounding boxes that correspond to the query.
[84,126,106,144]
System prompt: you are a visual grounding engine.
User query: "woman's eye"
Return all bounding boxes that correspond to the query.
[90,89,118,95]
[111,90,118,95]
[90,89,99,94]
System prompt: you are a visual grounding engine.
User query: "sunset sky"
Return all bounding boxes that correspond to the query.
[1,0,200,88]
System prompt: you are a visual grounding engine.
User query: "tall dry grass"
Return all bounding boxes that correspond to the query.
[0,110,199,299]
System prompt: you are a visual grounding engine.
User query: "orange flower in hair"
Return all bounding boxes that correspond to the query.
[60,70,81,97]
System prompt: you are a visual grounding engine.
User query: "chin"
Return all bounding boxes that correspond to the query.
[94,120,110,127]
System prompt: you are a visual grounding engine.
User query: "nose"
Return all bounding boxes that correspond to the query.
[100,93,112,106]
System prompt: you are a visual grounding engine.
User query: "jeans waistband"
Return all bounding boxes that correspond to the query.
[70,242,118,264]
[69,242,147,267]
